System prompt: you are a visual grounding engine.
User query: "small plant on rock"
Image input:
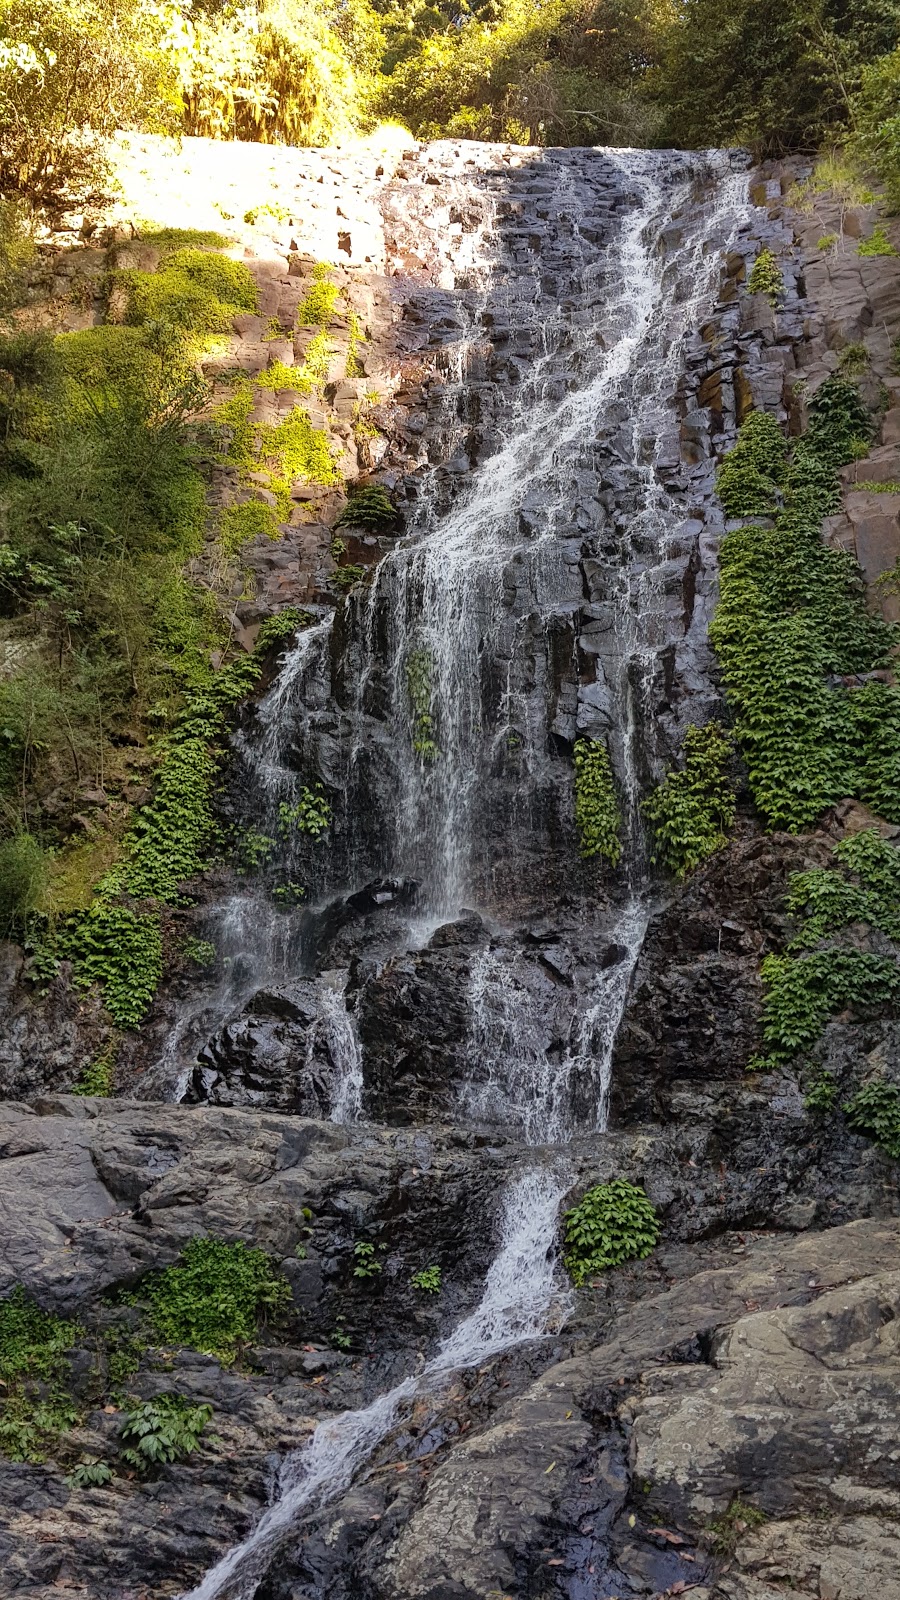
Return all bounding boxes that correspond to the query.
[0,1287,80,1462]
[120,1395,212,1473]
[708,1497,766,1554]
[858,226,897,258]
[563,1180,659,1286]
[804,1070,838,1113]
[335,485,397,530]
[352,1241,382,1280]
[747,247,783,304]
[67,1459,113,1488]
[410,1265,442,1294]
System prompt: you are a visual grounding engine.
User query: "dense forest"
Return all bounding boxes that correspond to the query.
[1,0,900,206]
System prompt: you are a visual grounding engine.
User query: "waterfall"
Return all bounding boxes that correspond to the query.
[161,146,751,1599]
[177,1167,571,1600]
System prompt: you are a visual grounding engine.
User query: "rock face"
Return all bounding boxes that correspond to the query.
[2,143,900,1600]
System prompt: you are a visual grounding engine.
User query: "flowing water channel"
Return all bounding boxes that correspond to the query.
[171,145,749,1596]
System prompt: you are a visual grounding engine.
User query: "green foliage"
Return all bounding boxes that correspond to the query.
[68,1459,113,1488]
[843,1077,900,1157]
[747,248,784,303]
[217,377,338,543]
[135,227,232,252]
[573,738,622,864]
[117,250,257,339]
[710,382,896,833]
[120,1395,212,1473]
[335,485,397,530]
[858,225,898,256]
[716,409,787,518]
[277,788,332,839]
[346,311,366,378]
[220,499,281,550]
[140,1237,291,1362]
[352,1241,382,1280]
[330,563,366,592]
[817,233,839,252]
[852,44,900,212]
[563,1180,659,1286]
[410,1265,442,1294]
[298,278,339,327]
[642,723,736,878]
[182,936,216,967]
[804,1069,838,1112]
[59,903,163,1028]
[755,949,900,1067]
[406,649,439,762]
[0,1287,79,1462]
[0,0,179,206]
[71,1037,118,1096]
[654,0,899,153]
[0,832,48,934]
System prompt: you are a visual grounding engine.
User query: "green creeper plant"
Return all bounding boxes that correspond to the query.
[858,226,897,257]
[277,788,332,839]
[68,1459,114,1487]
[573,738,622,863]
[642,723,736,877]
[352,1241,382,1280]
[563,1180,659,1286]
[843,1078,900,1158]
[335,484,397,530]
[138,1238,291,1362]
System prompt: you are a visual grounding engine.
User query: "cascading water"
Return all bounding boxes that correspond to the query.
[158,144,751,1599]
[178,1167,571,1600]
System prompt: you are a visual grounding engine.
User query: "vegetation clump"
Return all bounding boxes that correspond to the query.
[715,409,787,519]
[642,723,736,878]
[843,1078,900,1158]
[335,485,397,531]
[573,738,622,864]
[120,1395,213,1473]
[710,382,894,834]
[139,1237,291,1362]
[750,832,900,1071]
[407,649,439,762]
[410,1265,442,1294]
[563,1180,659,1286]
[747,248,783,304]
[117,249,258,339]
[858,226,898,258]
[0,1287,79,1462]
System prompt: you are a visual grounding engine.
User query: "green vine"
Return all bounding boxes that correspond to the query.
[750,831,900,1070]
[642,723,735,877]
[563,1180,659,1286]
[0,1288,80,1462]
[709,382,896,833]
[715,410,787,519]
[573,738,622,863]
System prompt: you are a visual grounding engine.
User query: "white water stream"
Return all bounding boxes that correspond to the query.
[179,1168,571,1600]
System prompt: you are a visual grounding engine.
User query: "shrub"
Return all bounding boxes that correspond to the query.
[715,410,787,519]
[68,1459,113,1487]
[573,738,622,863]
[709,382,894,833]
[335,484,397,530]
[61,903,163,1029]
[140,1237,291,1361]
[754,949,900,1068]
[120,1395,212,1472]
[118,250,257,338]
[0,0,178,206]
[642,723,736,877]
[563,1180,659,1286]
